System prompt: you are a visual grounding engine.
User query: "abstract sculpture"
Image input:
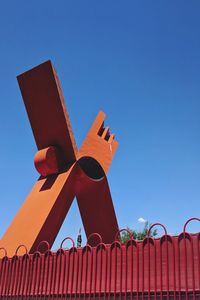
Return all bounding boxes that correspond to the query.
[0,63,199,299]
[0,60,118,257]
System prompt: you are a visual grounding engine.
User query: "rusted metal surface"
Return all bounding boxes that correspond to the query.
[0,219,199,299]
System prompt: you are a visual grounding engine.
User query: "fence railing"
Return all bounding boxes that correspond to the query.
[0,218,199,299]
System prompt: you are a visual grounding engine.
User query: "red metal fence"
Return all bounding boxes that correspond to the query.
[0,218,199,299]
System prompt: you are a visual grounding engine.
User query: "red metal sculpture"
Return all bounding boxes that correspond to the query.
[0,61,199,299]
[0,60,119,257]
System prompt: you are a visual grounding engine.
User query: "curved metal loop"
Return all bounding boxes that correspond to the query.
[12,255,19,261]
[22,253,30,261]
[115,228,133,242]
[36,240,50,253]
[148,222,167,237]
[2,255,8,262]
[15,244,28,256]
[183,217,200,233]
[178,231,192,242]
[96,242,107,252]
[126,238,138,249]
[82,244,92,254]
[60,237,75,250]
[111,240,122,251]
[0,247,7,258]
[160,234,173,245]
[33,251,42,259]
[44,249,53,257]
[56,248,65,256]
[142,236,155,247]
[87,233,102,246]
[69,246,78,255]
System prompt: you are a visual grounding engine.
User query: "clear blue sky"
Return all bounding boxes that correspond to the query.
[0,1,199,249]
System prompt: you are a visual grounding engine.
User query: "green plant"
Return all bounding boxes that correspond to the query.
[119,221,157,244]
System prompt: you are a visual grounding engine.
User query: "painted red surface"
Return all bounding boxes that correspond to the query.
[0,221,199,299]
[0,60,118,257]
[0,62,199,299]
